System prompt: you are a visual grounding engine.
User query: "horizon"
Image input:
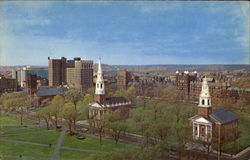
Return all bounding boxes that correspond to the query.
[0,1,249,66]
[1,63,249,67]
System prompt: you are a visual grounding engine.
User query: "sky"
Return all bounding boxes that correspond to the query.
[0,1,249,66]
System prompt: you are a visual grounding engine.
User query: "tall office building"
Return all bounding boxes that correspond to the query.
[49,57,93,91]
[117,69,132,89]
[48,57,67,86]
[12,66,48,87]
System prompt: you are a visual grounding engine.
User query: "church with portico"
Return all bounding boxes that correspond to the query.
[88,59,131,121]
[189,77,239,144]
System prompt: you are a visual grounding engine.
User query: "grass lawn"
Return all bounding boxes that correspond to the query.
[59,149,99,160]
[62,134,127,152]
[1,127,60,145]
[0,112,130,160]
[0,141,53,158]
[0,113,34,126]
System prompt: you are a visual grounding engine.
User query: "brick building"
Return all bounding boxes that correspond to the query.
[117,69,132,89]
[89,60,131,122]
[175,71,197,98]
[189,80,230,101]
[189,77,239,146]
[48,57,93,91]
[34,87,68,106]
[0,75,18,96]
[48,57,67,86]
[27,74,38,96]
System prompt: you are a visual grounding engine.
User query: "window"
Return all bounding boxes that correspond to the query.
[208,100,210,105]
[202,99,205,105]
[100,83,103,88]
[97,83,99,88]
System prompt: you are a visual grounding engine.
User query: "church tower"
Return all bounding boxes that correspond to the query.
[198,77,212,118]
[95,59,105,104]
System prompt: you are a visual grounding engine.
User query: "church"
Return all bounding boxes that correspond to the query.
[189,77,239,144]
[89,60,131,121]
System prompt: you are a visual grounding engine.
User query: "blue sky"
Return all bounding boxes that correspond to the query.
[0,1,249,65]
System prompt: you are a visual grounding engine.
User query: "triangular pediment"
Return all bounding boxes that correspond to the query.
[89,102,103,108]
[194,117,211,124]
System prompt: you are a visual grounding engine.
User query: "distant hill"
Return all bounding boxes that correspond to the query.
[1,64,249,74]
[97,64,250,73]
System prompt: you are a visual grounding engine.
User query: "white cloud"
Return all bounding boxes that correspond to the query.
[133,1,182,14]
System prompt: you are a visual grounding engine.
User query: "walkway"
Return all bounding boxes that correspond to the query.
[0,138,105,154]
[50,128,66,160]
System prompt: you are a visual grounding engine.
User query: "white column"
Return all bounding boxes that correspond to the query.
[205,125,208,141]
[210,124,212,141]
[197,124,200,139]
[193,123,195,138]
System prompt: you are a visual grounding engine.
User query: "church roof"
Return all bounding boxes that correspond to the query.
[89,97,131,108]
[104,97,130,105]
[210,108,239,124]
[36,87,67,97]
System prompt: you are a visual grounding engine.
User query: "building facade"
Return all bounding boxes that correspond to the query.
[0,75,18,95]
[117,69,132,89]
[48,57,93,91]
[27,74,38,96]
[189,77,239,145]
[12,66,48,87]
[48,57,67,86]
[175,71,197,98]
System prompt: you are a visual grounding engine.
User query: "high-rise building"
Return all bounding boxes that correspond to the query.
[67,60,93,91]
[27,74,37,95]
[48,57,67,86]
[12,66,48,87]
[48,57,93,91]
[117,69,132,89]
[175,71,197,98]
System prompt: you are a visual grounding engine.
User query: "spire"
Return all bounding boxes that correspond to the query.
[97,58,102,74]
[198,76,211,107]
[95,58,105,95]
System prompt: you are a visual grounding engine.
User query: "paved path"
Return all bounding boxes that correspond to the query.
[50,129,66,160]
[0,124,39,134]
[0,138,52,147]
[1,129,55,137]
[0,137,105,154]
[61,146,105,153]
[3,155,50,160]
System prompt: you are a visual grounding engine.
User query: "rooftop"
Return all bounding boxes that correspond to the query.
[210,108,239,124]
[104,97,130,105]
[35,87,68,97]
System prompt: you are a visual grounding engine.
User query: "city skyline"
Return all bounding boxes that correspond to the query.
[0,1,249,66]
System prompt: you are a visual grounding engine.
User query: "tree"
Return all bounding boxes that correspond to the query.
[60,102,77,135]
[64,89,82,129]
[82,94,94,105]
[162,86,183,102]
[37,106,52,129]
[4,97,27,125]
[126,86,136,104]
[94,117,106,145]
[50,95,65,128]
[113,89,128,99]
[105,110,128,144]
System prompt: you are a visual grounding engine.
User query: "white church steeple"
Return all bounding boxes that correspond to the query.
[199,77,211,107]
[95,59,105,95]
